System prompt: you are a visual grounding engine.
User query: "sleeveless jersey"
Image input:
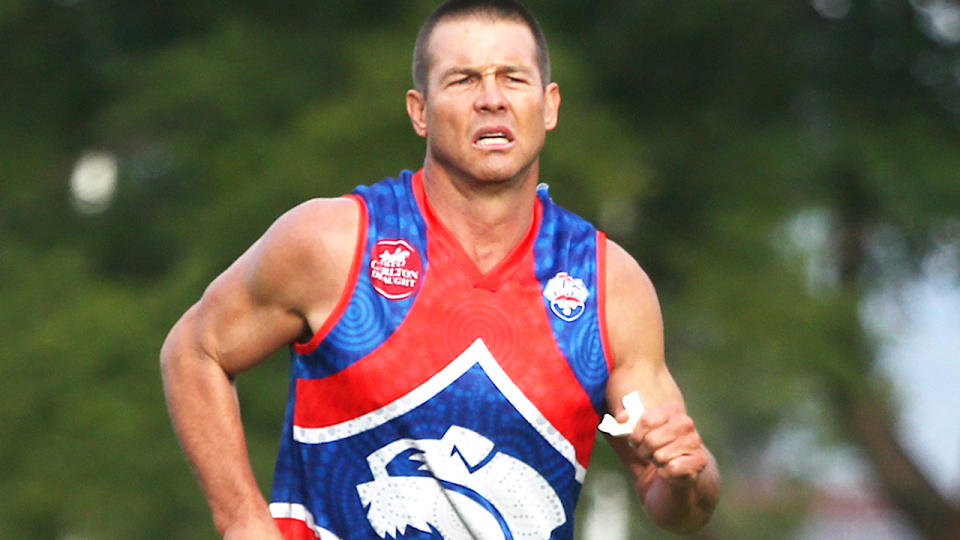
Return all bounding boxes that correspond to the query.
[269,169,612,540]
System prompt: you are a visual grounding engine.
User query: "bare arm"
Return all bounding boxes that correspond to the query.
[603,239,720,534]
[160,197,360,538]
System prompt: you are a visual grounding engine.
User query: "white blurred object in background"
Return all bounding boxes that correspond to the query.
[70,151,118,214]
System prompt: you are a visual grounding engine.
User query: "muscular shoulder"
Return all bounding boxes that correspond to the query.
[175,197,362,375]
[602,238,682,409]
[604,239,664,370]
[244,196,362,319]
[257,197,360,260]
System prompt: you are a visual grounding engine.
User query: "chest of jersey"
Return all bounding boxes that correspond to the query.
[271,170,610,540]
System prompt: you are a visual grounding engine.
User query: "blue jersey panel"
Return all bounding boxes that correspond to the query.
[295,171,427,379]
[533,184,609,415]
[280,356,580,539]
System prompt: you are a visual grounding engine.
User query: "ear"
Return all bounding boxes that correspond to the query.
[543,82,561,132]
[406,89,428,138]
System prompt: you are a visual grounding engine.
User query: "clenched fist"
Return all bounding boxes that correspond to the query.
[622,402,709,487]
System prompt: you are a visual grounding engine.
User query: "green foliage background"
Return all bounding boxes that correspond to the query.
[2,1,958,538]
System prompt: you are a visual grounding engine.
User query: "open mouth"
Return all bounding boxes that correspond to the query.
[474,127,515,147]
[477,132,511,146]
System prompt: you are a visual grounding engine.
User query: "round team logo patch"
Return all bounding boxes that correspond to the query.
[370,239,422,300]
[543,272,589,322]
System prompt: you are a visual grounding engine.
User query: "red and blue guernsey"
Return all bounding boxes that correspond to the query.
[270,169,613,540]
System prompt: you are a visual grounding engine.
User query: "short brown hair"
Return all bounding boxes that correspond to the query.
[412,0,551,94]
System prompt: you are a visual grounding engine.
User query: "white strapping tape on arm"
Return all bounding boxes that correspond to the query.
[597,390,645,437]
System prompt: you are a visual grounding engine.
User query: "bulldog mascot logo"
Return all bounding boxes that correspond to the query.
[542,272,589,322]
[356,426,565,539]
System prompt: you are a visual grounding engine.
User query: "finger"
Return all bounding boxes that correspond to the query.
[643,415,700,454]
[628,409,698,464]
[627,432,662,467]
[638,410,669,432]
[656,452,708,486]
[629,410,669,447]
[649,434,702,469]
[635,426,703,472]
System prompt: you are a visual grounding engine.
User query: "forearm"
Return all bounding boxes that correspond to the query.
[640,449,720,534]
[160,326,273,535]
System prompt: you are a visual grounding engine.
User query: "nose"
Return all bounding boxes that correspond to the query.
[474,75,507,112]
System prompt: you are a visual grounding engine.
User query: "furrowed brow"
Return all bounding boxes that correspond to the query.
[441,64,532,79]
[440,67,480,81]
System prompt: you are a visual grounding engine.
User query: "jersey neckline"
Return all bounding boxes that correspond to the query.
[411,169,543,292]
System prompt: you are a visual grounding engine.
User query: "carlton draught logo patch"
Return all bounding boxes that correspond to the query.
[370,239,422,300]
[543,272,589,322]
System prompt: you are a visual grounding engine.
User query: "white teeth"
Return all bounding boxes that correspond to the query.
[478,135,510,145]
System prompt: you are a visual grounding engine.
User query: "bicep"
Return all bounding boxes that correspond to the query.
[603,239,683,414]
[173,197,360,376]
[602,239,686,487]
[187,248,307,376]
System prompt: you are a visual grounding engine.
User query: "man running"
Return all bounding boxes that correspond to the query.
[161,1,720,538]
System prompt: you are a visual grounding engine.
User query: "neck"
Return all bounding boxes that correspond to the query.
[420,161,539,273]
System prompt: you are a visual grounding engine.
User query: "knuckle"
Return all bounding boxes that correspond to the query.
[672,415,694,435]
[662,461,685,479]
[690,432,703,448]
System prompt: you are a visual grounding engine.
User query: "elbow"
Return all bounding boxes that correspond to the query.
[159,322,192,399]
[159,306,211,386]
[159,315,190,380]
[159,326,177,374]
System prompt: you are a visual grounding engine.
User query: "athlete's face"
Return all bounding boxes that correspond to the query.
[406,18,560,185]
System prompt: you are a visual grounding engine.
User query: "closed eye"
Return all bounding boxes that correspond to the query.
[444,72,477,87]
[502,72,532,86]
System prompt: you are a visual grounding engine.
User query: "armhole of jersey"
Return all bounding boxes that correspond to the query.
[596,230,615,374]
[292,194,369,355]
